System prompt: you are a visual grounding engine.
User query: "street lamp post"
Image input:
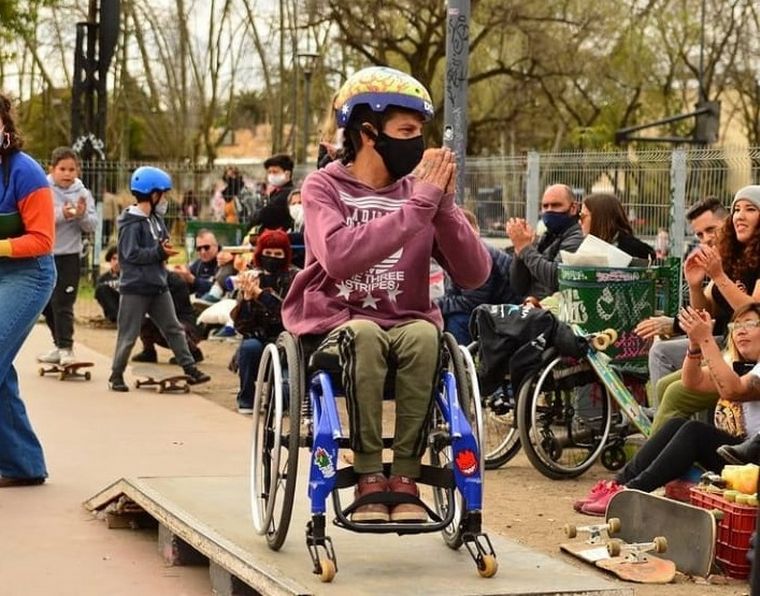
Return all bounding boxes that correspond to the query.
[298,51,319,164]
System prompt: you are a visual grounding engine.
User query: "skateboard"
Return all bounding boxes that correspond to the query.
[38,361,93,381]
[133,367,191,393]
[560,518,676,584]
[572,325,653,437]
[606,488,716,577]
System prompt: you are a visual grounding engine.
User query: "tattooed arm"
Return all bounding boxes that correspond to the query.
[679,306,760,401]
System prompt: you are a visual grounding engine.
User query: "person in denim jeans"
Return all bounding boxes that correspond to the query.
[0,91,56,487]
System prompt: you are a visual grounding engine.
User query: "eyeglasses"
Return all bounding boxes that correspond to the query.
[196,244,213,252]
[728,320,760,332]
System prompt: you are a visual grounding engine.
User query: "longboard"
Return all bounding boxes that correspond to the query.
[606,488,716,576]
[571,325,652,436]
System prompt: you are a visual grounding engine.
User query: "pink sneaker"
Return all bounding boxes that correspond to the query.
[581,482,624,516]
[572,480,613,512]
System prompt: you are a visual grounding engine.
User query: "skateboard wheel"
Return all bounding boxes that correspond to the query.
[84,371,91,381]
[38,367,45,376]
[318,558,336,583]
[183,386,190,394]
[607,538,623,557]
[158,386,165,394]
[59,371,66,381]
[591,334,611,351]
[477,555,498,578]
[602,328,618,344]
[607,517,621,534]
[564,524,577,539]
[653,536,668,553]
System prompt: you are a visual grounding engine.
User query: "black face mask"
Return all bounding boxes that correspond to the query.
[366,128,425,180]
[260,255,285,273]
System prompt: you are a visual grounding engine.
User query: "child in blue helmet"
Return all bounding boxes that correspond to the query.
[108,166,210,391]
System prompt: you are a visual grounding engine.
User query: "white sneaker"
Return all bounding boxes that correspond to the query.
[37,348,60,364]
[58,349,76,366]
[237,406,254,415]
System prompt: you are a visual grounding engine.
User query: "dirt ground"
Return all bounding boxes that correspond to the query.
[74,321,750,596]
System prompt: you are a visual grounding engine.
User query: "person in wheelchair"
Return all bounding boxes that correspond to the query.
[281,66,491,524]
[575,303,760,516]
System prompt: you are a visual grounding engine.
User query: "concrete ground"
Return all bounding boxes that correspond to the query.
[1,324,624,596]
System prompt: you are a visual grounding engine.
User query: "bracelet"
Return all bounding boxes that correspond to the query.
[686,351,703,360]
[686,346,702,357]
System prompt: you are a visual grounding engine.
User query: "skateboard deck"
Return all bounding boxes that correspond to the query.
[38,361,93,381]
[606,488,716,577]
[572,325,652,437]
[133,367,191,393]
[561,538,676,584]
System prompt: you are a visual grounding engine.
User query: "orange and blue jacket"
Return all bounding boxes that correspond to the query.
[0,151,54,257]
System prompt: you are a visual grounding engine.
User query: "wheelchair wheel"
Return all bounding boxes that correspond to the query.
[250,332,302,550]
[516,356,611,480]
[429,333,480,550]
[482,384,521,470]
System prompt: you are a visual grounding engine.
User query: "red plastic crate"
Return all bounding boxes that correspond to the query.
[690,487,758,579]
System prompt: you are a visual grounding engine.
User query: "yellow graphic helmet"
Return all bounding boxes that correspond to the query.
[334,66,434,128]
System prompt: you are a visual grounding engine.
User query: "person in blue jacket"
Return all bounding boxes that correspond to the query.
[436,208,519,344]
[108,166,210,392]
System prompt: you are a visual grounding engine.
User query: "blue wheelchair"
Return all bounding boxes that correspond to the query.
[249,331,497,582]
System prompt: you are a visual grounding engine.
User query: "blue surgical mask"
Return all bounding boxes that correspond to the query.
[542,211,576,235]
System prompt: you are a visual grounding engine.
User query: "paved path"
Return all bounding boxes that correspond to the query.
[1,324,626,595]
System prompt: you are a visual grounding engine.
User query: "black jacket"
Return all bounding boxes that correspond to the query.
[116,206,170,296]
[617,233,655,261]
[249,182,294,231]
[510,222,584,300]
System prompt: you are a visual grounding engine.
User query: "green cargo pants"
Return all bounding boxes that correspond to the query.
[317,319,440,478]
[650,370,718,434]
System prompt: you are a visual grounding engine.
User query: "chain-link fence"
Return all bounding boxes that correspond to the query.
[49,146,760,320]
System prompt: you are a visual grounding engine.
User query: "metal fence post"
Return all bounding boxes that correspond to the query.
[443,0,470,204]
[669,147,687,306]
[526,150,540,224]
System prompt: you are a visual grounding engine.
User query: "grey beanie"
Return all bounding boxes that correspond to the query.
[732,185,760,211]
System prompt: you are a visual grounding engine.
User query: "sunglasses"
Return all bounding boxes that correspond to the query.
[728,320,760,332]
[196,244,213,252]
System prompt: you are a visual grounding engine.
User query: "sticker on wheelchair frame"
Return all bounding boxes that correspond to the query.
[455,449,479,476]
[314,447,336,478]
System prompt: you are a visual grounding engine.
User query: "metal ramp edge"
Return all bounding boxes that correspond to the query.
[84,476,310,596]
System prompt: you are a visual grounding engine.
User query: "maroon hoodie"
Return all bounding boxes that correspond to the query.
[282,160,491,335]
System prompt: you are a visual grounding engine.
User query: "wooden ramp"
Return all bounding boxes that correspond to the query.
[84,475,631,596]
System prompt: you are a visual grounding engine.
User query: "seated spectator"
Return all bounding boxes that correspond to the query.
[230,230,298,414]
[578,193,655,261]
[248,154,295,233]
[95,246,120,323]
[633,198,728,420]
[575,303,760,516]
[436,208,519,345]
[507,184,583,300]
[648,189,760,432]
[132,271,204,363]
[173,228,234,304]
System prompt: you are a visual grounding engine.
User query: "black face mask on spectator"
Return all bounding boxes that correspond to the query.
[260,255,286,273]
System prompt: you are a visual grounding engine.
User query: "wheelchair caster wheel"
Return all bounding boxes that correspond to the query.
[318,558,336,583]
[477,554,498,578]
[601,446,627,471]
